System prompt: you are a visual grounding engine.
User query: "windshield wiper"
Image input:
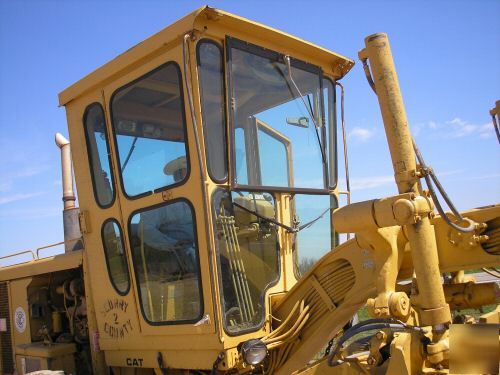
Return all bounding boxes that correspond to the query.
[306,94,327,165]
[232,201,298,233]
[283,55,327,165]
[233,200,335,233]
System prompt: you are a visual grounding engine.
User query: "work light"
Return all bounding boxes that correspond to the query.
[241,339,268,365]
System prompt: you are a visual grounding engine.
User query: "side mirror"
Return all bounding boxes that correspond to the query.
[286,117,309,128]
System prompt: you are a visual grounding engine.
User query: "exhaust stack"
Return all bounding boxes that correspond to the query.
[55,133,83,252]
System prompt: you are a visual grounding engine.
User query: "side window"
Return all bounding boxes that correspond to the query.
[101,219,130,294]
[84,103,115,207]
[197,40,228,182]
[129,200,202,323]
[292,194,336,277]
[212,189,280,334]
[110,62,189,198]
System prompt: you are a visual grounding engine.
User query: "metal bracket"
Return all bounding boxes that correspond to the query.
[78,210,91,234]
[310,274,337,312]
[394,168,421,186]
[194,314,211,326]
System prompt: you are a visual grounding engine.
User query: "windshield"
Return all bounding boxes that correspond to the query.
[228,39,328,190]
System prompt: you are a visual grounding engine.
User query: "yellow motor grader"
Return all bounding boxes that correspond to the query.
[0,6,498,375]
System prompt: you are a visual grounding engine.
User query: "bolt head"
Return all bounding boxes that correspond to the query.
[367,357,377,366]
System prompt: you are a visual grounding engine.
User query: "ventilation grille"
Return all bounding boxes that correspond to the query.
[25,357,42,373]
[0,281,14,374]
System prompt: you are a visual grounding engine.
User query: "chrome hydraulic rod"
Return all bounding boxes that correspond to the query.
[359,33,451,327]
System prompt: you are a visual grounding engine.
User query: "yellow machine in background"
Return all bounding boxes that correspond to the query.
[0,6,498,375]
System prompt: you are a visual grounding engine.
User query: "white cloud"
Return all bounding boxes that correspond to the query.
[446,118,478,138]
[469,173,500,180]
[478,123,494,139]
[417,117,494,139]
[410,122,424,137]
[0,165,49,193]
[346,170,462,191]
[0,206,60,220]
[349,127,375,141]
[445,172,500,182]
[350,175,393,190]
[0,192,45,205]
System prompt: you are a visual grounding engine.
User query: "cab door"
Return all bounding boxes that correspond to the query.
[66,89,139,368]
[101,43,215,340]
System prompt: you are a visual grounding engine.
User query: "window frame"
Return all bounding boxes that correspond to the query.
[109,61,191,200]
[127,198,204,326]
[324,77,338,190]
[83,102,116,209]
[100,218,131,296]
[196,38,229,184]
[211,188,281,336]
[225,36,330,195]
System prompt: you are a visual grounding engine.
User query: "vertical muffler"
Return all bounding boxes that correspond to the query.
[55,133,83,252]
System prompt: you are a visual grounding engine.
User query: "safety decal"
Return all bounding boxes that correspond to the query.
[14,306,26,333]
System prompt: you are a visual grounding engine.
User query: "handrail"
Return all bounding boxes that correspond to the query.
[36,241,65,259]
[1,240,68,267]
[0,249,37,263]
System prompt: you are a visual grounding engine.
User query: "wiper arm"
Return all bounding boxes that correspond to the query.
[284,55,326,165]
[284,56,319,128]
[233,201,335,234]
[232,201,298,233]
[306,94,327,165]
[121,136,138,172]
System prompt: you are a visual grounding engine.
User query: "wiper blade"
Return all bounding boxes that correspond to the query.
[232,201,298,233]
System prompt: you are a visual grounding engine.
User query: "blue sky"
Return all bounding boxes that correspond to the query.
[0,0,499,263]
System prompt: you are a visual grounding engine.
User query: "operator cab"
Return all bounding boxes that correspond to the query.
[59,6,353,370]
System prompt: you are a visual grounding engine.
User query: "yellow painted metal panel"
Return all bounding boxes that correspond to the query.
[0,251,82,282]
[58,6,353,106]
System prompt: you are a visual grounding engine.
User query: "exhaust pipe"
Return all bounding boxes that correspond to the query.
[55,133,83,252]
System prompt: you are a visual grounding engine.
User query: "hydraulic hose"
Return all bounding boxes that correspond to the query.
[327,318,424,367]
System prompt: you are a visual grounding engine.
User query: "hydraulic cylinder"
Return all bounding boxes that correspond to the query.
[359,33,451,326]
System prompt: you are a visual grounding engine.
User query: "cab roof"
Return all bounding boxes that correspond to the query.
[59,6,354,106]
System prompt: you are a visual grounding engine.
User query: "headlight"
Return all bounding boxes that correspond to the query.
[241,339,267,365]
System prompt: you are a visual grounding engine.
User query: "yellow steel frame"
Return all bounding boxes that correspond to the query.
[0,6,497,375]
[55,6,354,371]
